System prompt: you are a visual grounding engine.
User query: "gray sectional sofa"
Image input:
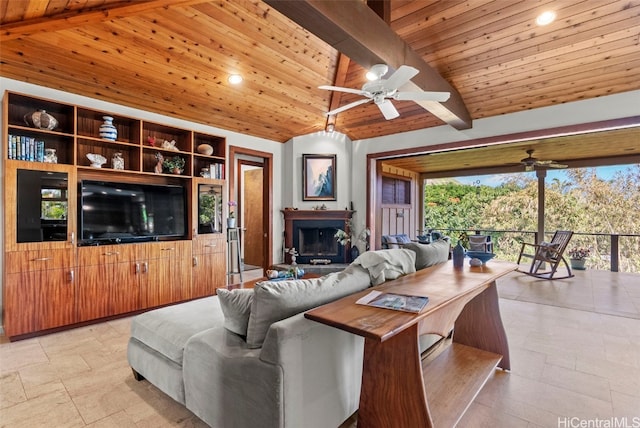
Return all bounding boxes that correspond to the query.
[127,243,450,428]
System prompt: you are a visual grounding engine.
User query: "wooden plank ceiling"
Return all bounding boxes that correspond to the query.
[1,0,639,171]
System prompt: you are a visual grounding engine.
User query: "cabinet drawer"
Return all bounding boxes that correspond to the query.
[193,236,225,254]
[5,249,74,273]
[146,240,191,259]
[77,245,138,265]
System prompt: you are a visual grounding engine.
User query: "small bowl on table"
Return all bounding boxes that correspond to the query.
[466,251,496,265]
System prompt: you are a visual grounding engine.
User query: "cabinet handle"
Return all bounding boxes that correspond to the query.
[143,262,148,273]
[161,247,175,251]
[205,243,217,248]
[69,270,75,283]
[135,262,140,274]
[70,232,75,245]
[193,256,198,266]
[103,251,120,256]
[31,257,52,261]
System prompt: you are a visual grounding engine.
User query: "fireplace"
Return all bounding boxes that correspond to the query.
[282,210,354,264]
[293,220,343,263]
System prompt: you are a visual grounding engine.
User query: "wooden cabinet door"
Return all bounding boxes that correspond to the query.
[192,253,226,298]
[4,268,75,336]
[77,261,139,322]
[77,246,141,321]
[143,241,191,308]
[192,235,225,298]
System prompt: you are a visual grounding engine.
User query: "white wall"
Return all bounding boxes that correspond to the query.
[0,77,285,330]
[283,131,352,210]
[350,90,640,236]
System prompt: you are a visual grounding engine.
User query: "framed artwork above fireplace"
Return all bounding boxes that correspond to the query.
[303,154,336,201]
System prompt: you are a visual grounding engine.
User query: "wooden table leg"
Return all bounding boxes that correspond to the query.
[452,281,510,370]
[357,323,434,428]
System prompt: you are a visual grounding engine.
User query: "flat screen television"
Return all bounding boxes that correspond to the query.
[79,180,186,245]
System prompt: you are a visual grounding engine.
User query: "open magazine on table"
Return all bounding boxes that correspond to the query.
[356,290,429,313]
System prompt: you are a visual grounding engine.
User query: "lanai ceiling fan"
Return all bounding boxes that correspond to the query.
[318,64,450,120]
[517,149,568,172]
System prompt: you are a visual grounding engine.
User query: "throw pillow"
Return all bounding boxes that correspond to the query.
[395,234,412,244]
[403,239,451,270]
[245,266,370,348]
[217,288,254,336]
[382,235,399,249]
[538,241,560,259]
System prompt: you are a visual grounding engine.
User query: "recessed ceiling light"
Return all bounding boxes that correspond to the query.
[228,74,243,84]
[536,10,556,26]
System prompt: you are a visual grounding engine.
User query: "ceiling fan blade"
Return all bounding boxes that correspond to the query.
[395,91,451,102]
[548,162,568,169]
[318,85,368,96]
[383,65,419,91]
[325,98,371,116]
[377,99,399,120]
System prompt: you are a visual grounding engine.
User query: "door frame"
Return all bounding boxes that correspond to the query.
[228,145,273,270]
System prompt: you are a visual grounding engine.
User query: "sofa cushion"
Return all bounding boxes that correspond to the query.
[246,265,371,348]
[217,288,254,336]
[403,239,450,270]
[352,249,416,285]
[130,296,223,365]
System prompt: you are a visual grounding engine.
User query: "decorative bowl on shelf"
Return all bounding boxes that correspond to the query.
[24,110,58,130]
[197,144,214,155]
[86,153,107,168]
[466,251,496,265]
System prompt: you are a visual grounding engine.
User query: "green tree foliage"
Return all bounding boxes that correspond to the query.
[424,165,640,272]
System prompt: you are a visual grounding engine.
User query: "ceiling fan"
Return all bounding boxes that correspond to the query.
[518,149,568,172]
[318,64,450,120]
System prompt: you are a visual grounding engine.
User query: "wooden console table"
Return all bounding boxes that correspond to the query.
[305,260,517,427]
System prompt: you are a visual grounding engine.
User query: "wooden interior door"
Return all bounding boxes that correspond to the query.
[229,145,273,271]
[242,165,265,268]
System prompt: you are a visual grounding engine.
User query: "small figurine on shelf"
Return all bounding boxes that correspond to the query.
[148,136,157,147]
[162,140,179,151]
[154,152,164,174]
[112,152,124,170]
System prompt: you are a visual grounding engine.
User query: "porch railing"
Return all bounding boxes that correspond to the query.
[425,228,640,273]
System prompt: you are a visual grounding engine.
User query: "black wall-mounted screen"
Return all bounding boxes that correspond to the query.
[79,180,186,245]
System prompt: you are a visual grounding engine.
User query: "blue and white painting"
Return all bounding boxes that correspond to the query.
[303,155,336,200]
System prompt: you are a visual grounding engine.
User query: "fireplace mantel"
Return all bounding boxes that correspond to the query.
[282,209,355,221]
[282,210,355,264]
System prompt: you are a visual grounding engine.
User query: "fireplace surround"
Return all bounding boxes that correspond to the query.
[282,210,354,264]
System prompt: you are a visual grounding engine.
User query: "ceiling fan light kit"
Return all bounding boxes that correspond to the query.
[319,64,451,120]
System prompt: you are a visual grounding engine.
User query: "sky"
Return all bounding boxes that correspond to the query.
[454,165,637,187]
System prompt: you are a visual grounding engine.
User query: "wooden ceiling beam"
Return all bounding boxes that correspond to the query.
[0,0,210,42]
[264,0,472,130]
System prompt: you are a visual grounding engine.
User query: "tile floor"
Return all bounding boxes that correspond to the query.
[1,269,639,427]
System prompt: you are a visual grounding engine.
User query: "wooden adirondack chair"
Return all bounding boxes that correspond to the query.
[517,230,575,279]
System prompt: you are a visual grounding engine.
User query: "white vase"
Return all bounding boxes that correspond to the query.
[99,116,117,141]
[227,218,236,228]
[112,152,124,170]
[43,148,57,163]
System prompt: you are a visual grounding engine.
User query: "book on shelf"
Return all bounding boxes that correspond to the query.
[356,290,429,313]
